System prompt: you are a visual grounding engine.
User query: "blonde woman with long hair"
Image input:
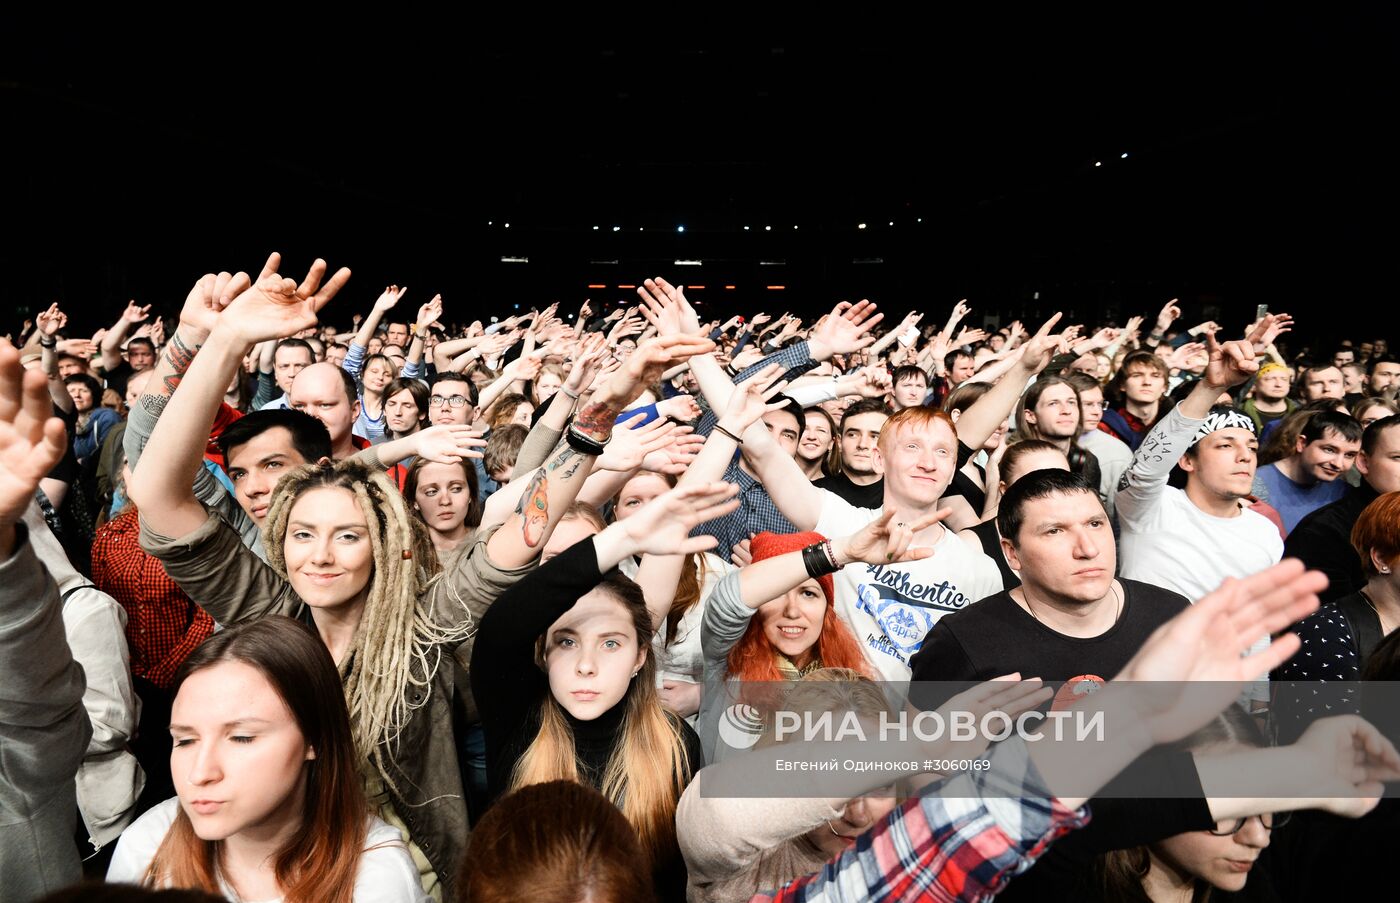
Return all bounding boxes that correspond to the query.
[471,481,741,900]
[129,254,716,899]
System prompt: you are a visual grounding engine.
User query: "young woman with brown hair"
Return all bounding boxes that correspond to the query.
[106,617,426,902]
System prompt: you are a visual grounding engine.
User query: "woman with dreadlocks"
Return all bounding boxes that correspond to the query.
[128,253,718,900]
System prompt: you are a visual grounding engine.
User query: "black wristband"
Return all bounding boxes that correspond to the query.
[802,542,839,580]
[714,423,743,445]
[566,426,608,457]
[39,338,57,348]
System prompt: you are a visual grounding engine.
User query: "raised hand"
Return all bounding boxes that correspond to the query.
[35,303,67,337]
[598,412,679,473]
[0,340,69,530]
[836,365,893,399]
[810,300,884,357]
[717,363,790,434]
[1245,312,1293,352]
[1015,312,1065,375]
[1201,328,1259,389]
[642,429,704,475]
[411,424,488,463]
[637,278,693,337]
[655,393,702,422]
[216,252,352,346]
[835,508,950,565]
[1155,298,1182,333]
[604,334,717,404]
[954,326,989,347]
[1113,558,1324,744]
[149,317,166,346]
[1167,341,1207,371]
[373,285,407,314]
[615,481,741,557]
[1290,715,1400,814]
[121,300,151,324]
[561,333,610,398]
[750,312,772,327]
[416,294,444,331]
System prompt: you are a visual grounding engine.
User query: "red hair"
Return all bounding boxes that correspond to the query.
[877,405,958,457]
[725,531,872,682]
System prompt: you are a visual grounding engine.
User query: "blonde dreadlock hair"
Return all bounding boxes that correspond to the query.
[262,459,457,784]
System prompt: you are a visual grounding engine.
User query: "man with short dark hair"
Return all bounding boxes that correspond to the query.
[890,365,928,411]
[911,470,1188,687]
[944,350,976,387]
[385,321,410,349]
[1367,357,1400,397]
[1252,410,1363,534]
[428,372,478,426]
[1285,415,1400,602]
[253,338,314,410]
[814,399,889,508]
[1300,364,1345,402]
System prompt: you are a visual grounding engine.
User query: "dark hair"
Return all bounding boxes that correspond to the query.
[891,365,928,387]
[63,372,103,398]
[999,439,1069,486]
[430,370,480,407]
[765,395,804,436]
[126,337,156,355]
[404,455,482,532]
[1064,371,1103,397]
[459,781,656,903]
[943,349,974,372]
[381,377,429,439]
[943,381,992,415]
[484,424,529,477]
[839,397,892,431]
[274,338,314,364]
[216,408,333,466]
[1299,410,1363,447]
[1259,399,1344,465]
[1367,356,1400,376]
[1363,414,1400,457]
[998,469,1101,545]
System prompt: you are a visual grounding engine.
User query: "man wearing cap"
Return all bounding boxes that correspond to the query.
[1116,331,1282,603]
[1239,361,1296,436]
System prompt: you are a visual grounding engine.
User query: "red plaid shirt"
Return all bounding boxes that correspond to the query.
[91,508,215,689]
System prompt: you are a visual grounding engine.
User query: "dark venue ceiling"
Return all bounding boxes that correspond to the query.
[3,9,1396,352]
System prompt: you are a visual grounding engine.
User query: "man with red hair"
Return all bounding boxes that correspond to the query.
[742,316,1067,680]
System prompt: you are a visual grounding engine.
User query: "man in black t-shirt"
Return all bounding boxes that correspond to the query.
[909,470,1187,703]
[813,398,888,508]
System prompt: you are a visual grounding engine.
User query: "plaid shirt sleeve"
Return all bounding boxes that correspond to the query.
[752,738,1089,903]
[698,340,819,437]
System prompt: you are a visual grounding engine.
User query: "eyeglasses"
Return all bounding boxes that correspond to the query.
[430,394,470,408]
[1208,811,1289,836]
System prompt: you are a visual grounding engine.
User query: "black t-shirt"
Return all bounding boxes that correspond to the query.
[100,360,135,397]
[813,472,884,509]
[908,578,1189,706]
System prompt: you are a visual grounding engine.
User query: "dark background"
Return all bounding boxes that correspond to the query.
[3,9,1396,353]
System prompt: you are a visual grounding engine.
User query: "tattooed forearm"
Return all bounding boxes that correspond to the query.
[518,468,549,547]
[573,400,621,442]
[143,330,203,409]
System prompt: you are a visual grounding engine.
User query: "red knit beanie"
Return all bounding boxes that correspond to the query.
[748,531,835,604]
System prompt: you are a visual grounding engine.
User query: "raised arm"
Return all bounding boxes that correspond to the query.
[128,254,351,539]
[401,294,442,376]
[482,332,716,569]
[0,339,90,893]
[953,312,1062,449]
[348,284,406,362]
[634,366,788,628]
[34,303,74,412]
[98,300,150,374]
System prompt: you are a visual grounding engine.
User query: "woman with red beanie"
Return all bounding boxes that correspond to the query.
[694,509,945,764]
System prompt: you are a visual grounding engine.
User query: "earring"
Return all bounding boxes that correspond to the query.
[1383,567,1392,574]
